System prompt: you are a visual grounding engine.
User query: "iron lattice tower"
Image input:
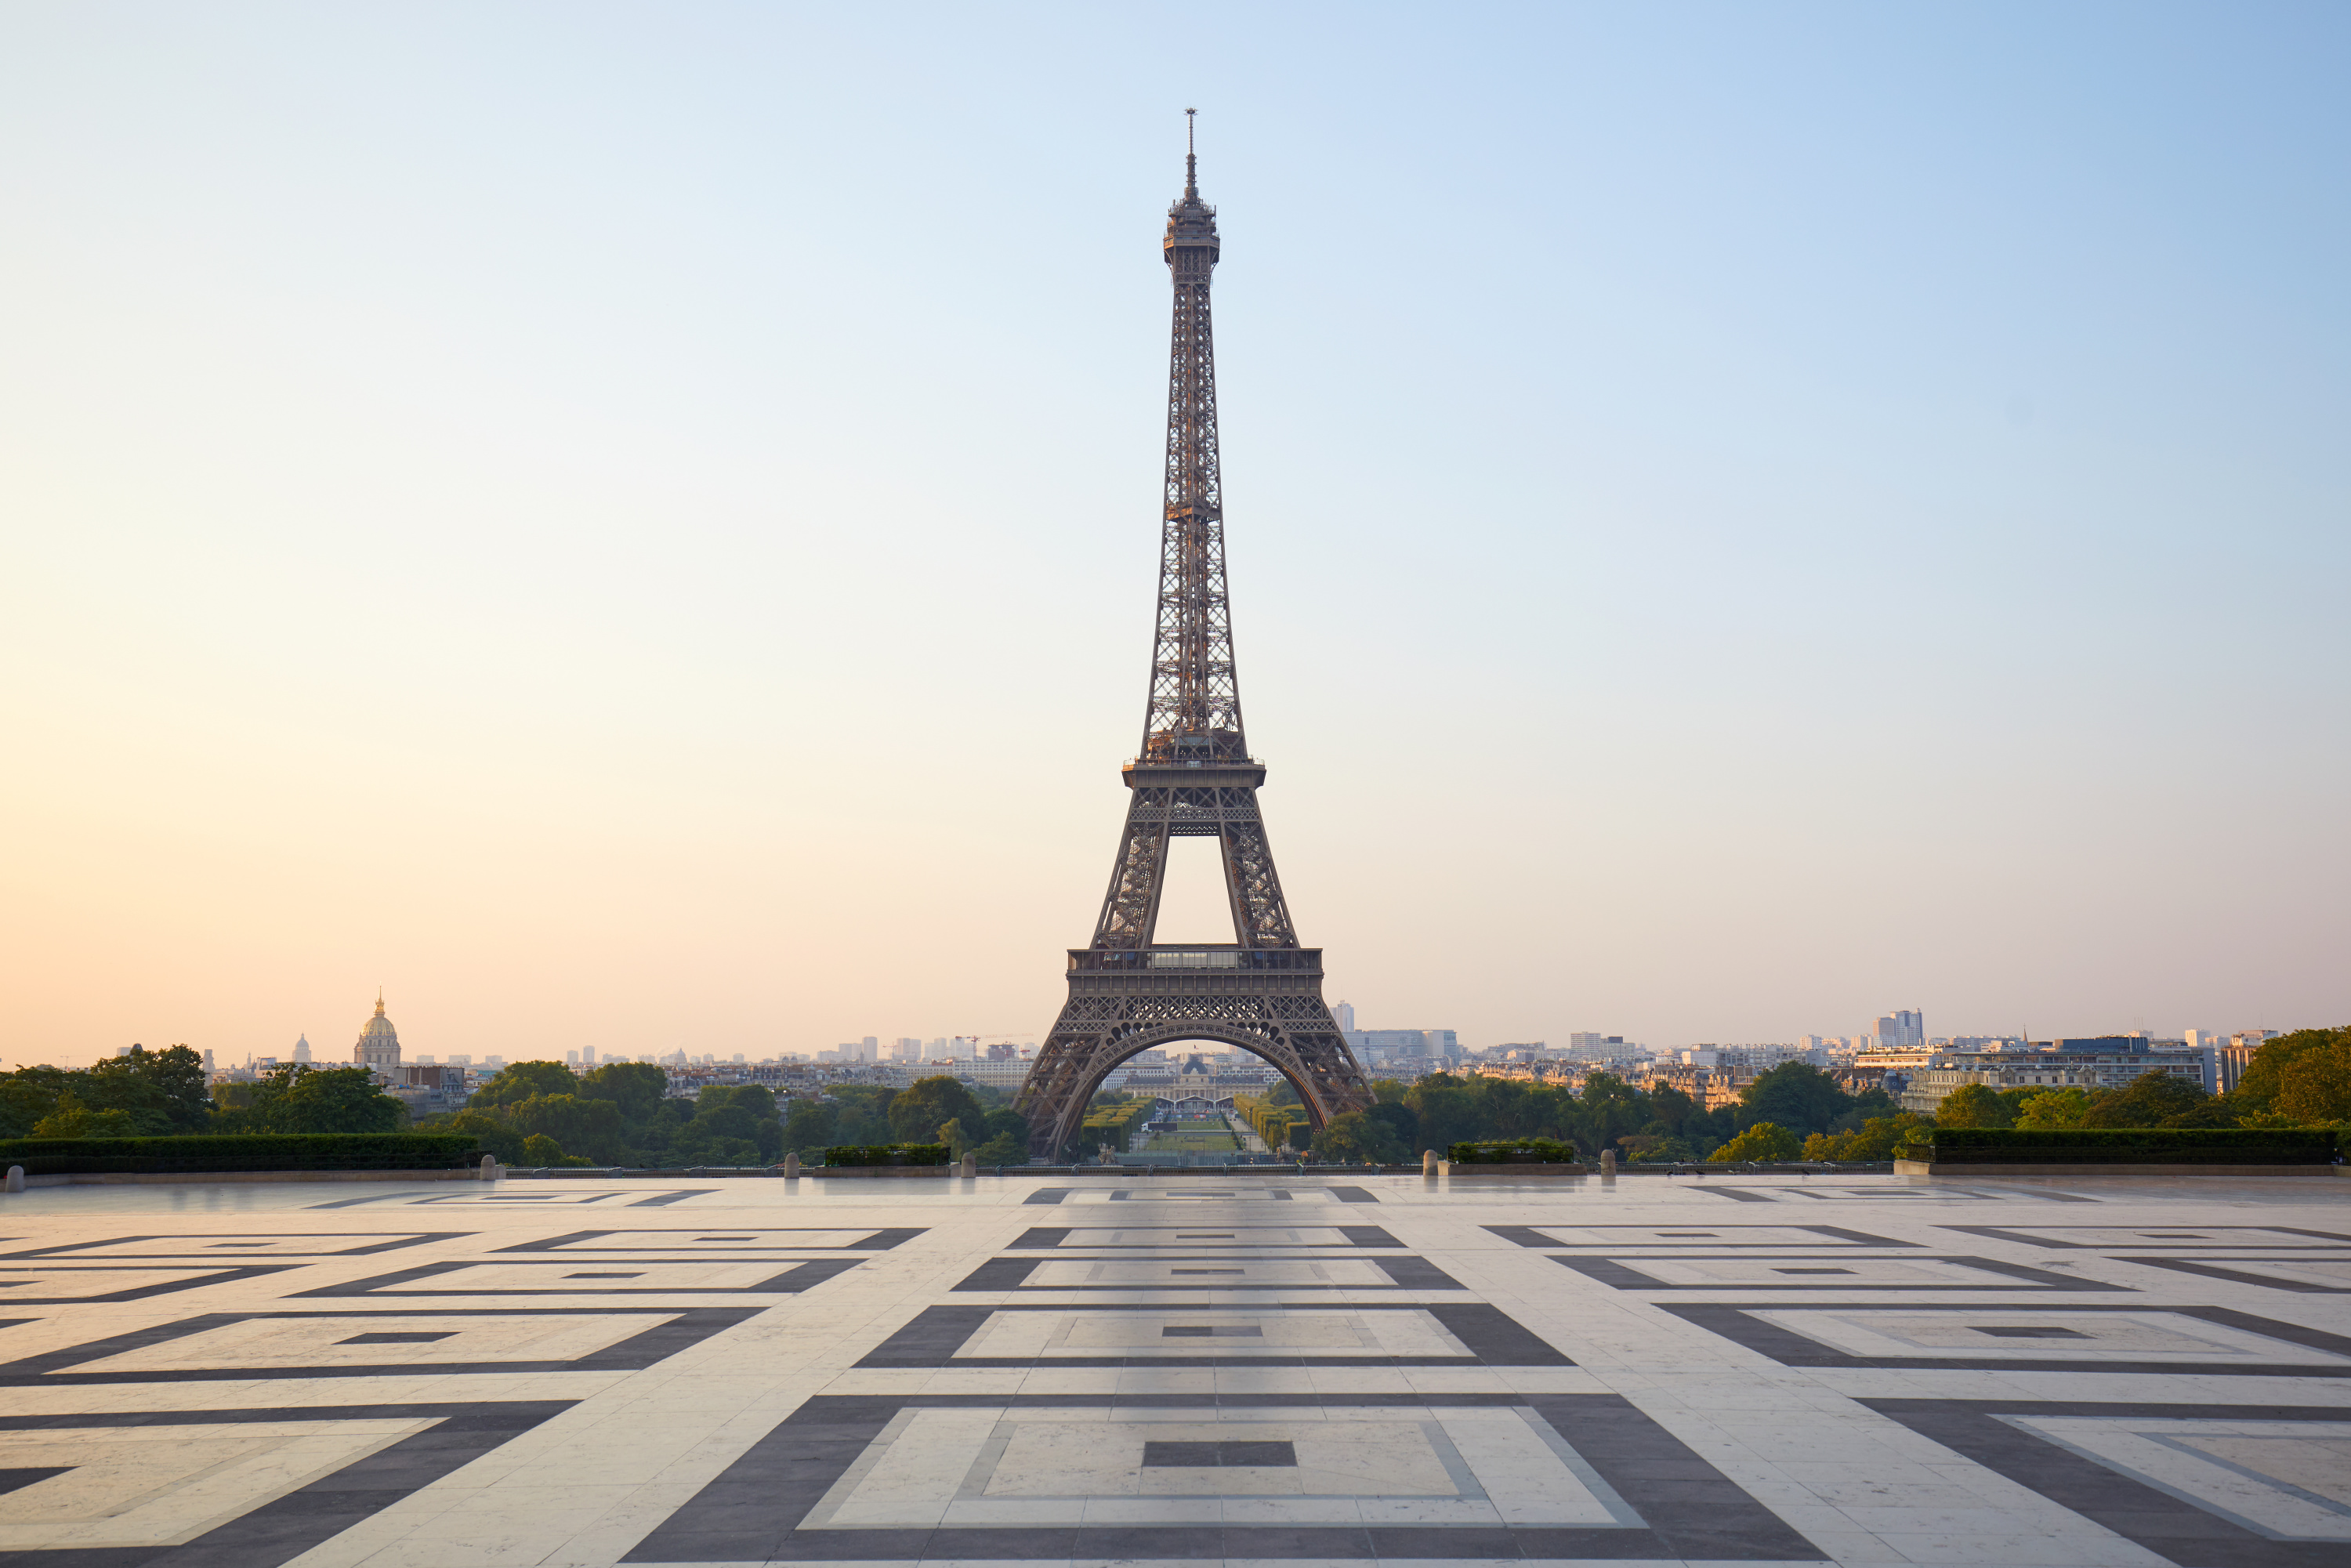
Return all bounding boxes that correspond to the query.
[1015,118,1374,1159]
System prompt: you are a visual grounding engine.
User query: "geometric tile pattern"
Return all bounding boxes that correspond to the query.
[1552,1251,2126,1291]
[0,1171,2346,1566]
[1662,1300,2351,1374]
[2119,1255,2351,1293]
[0,1305,760,1385]
[622,1391,1822,1563]
[1867,1400,2351,1566]
[1941,1223,2351,1249]
[0,1401,569,1561]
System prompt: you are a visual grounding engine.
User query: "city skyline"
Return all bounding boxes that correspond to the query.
[77,987,2289,1078]
[3,5,2346,1070]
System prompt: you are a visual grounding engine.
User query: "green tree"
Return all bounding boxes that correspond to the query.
[31,1092,146,1137]
[520,1133,592,1167]
[970,1106,1029,1165]
[1802,1111,1933,1161]
[2080,1072,2215,1128]
[1311,1110,1410,1164]
[826,1085,899,1146]
[1,1046,213,1137]
[888,1077,987,1145]
[1708,1121,1801,1162]
[2228,1027,2351,1114]
[2274,1034,2351,1124]
[505,1094,630,1163]
[1402,1076,1480,1153]
[782,1098,837,1154]
[2015,1088,2092,1130]
[1738,1064,1853,1137]
[1825,1086,1899,1132]
[415,1109,527,1164]
[1366,1099,1420,1150]
[469,1060,581,1111]
[0,1067,74,1138]
[676,1085,784,1164]
[1646,1083,1699,1130]
[1935,1084,2017,1129]
[85,1045,213,1132]
[578,1062,668,1125]
[1567,1072,1652,1154]
[226,1064,404,1134]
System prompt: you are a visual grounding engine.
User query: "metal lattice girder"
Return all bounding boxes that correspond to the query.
[1017,122,1373,1160]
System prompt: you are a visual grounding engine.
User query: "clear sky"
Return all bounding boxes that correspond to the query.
[2,2,2345,1070]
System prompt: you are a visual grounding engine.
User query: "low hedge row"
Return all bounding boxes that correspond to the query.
[821,1143,950,1168]
[0,1134,482,1175]
[1913,1128,2338,1165]
[1447,1138,1581,1164]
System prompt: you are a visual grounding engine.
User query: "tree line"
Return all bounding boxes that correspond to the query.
[420,1064,1031,1168]
[10,1024,2342,1168]
[0,1047,404,1138]
[0,1048,1036,1169]
[1290,1024,2351,1164]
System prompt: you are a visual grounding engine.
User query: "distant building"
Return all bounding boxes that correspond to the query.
[1346,1027,1462,1069]
[955,1059,1033,1092]
[1875,1011,1925,1048]
[353,995,402,1074]
[292,1034,313,1064]
[1898,1042,2208,1114]
[891,1037,923,1063]
[1331,1001,1357,1033]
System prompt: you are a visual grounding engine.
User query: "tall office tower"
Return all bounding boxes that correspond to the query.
[861,1036,879,1063]
[1012,119,1373,1160]
[1874,1011,1925,1048]
[1332,1001,1357,1033]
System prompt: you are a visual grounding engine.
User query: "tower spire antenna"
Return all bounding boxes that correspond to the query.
[1184,107,1197,197]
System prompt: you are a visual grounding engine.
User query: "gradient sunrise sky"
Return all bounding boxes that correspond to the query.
[2,2,2345,1069]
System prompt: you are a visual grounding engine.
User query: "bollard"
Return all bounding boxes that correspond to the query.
[1422,1150,1437,1175]
[4,1166,22,1194]
[959,1152,977,1178]
[1599,1150,1617,1175]
[783,1152,800,1179]
[479,1154,500,1182]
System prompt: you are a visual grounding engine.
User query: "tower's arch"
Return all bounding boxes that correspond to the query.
[1032,1023,1329,1158]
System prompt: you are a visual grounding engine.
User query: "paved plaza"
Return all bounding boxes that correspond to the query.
[2,1172,2349,1566]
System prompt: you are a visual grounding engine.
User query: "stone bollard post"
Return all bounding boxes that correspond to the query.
[783,1152,800,1179]
[959,1152,978,1178]
[1422,1150,1437,1176]
[4,1166,23,1193]
[479,1154,500,1182]
[1599,1149,1617,1175]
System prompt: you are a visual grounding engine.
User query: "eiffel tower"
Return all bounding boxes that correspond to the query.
[1014,116,1374,1160]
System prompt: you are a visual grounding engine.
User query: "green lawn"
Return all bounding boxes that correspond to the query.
[1144,1119,1240,1152]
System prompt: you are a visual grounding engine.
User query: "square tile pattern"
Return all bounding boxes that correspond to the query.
[0,1173,2342,1566]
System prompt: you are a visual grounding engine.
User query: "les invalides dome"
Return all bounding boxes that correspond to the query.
[353,993,402,1072]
